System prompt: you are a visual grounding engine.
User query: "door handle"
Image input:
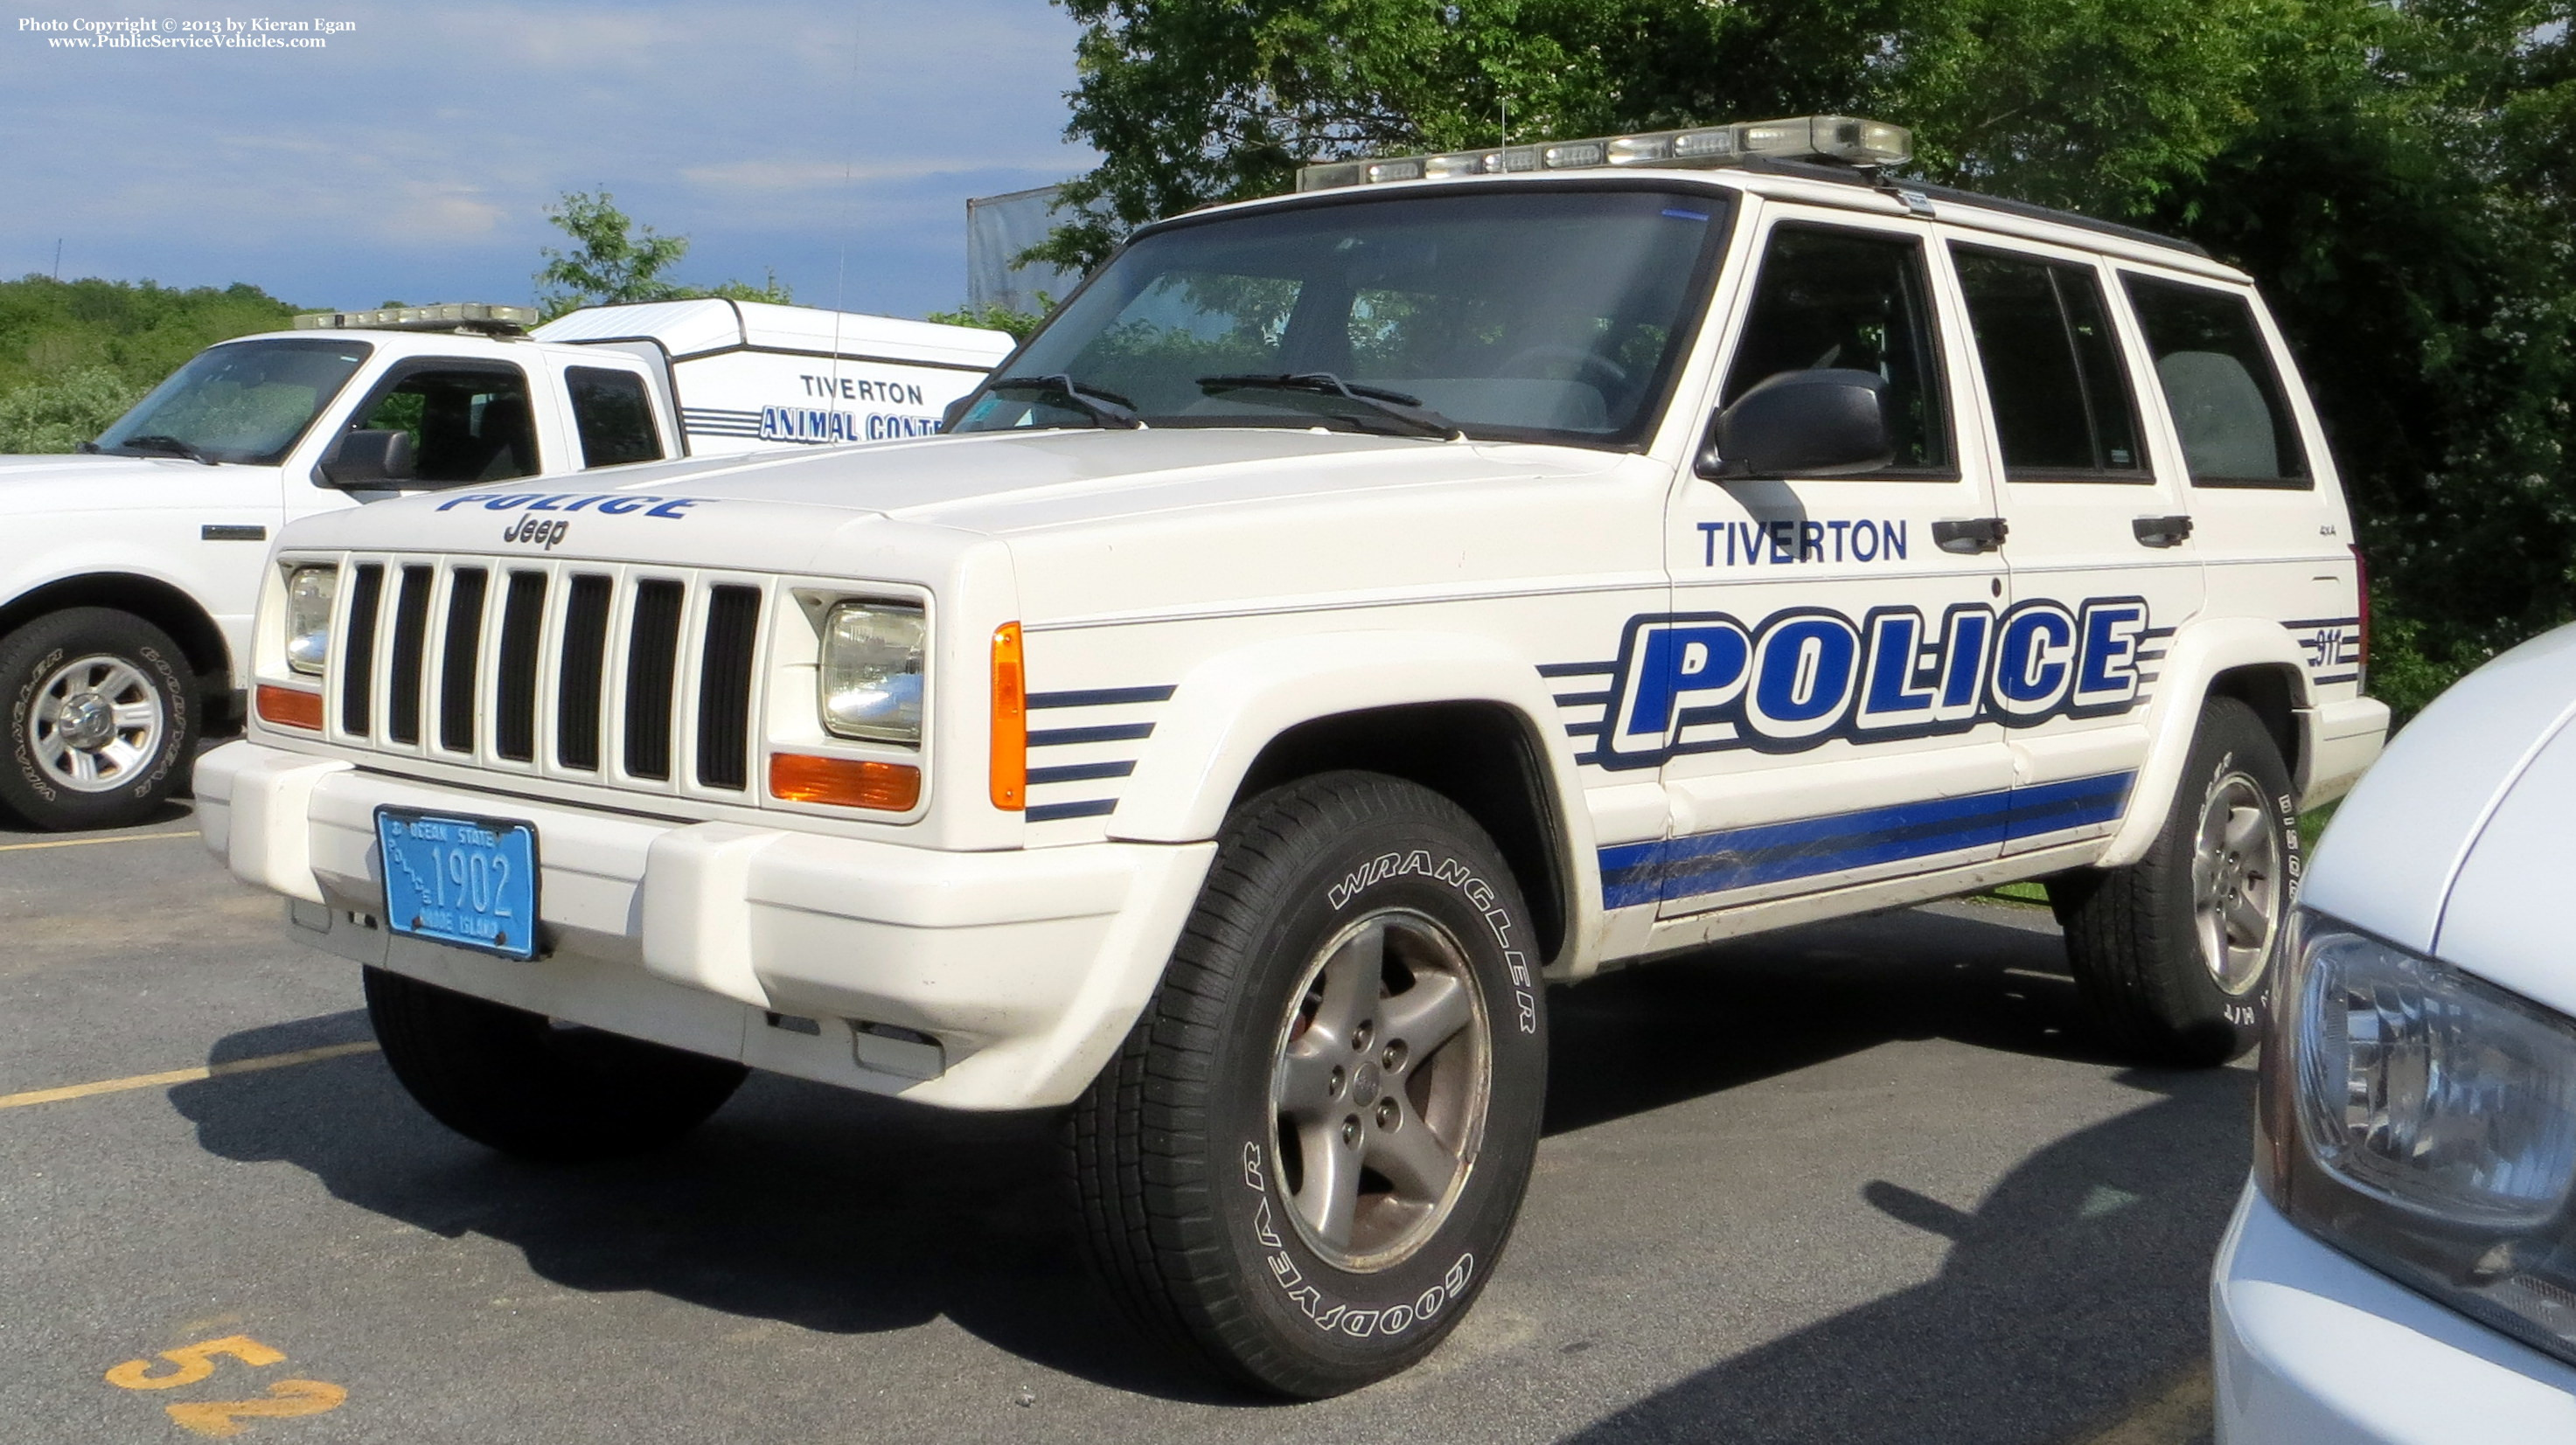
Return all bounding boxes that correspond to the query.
[200,525,267,542]
[2132,514,2194,547]
[1932,517,2008,553]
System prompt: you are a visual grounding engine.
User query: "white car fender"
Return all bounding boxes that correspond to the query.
[0,523,253,677]
[2097,615,2314,867]
[1104,629,1604,960]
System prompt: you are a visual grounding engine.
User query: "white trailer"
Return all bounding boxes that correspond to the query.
[528,299,1014,454]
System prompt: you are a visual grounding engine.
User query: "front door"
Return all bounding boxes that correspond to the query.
[1647,209,2016,917]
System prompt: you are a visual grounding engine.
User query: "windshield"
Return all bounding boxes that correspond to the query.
[94,338,372,465]
[952,185,1731,448]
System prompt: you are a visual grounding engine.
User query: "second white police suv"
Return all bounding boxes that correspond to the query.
[201,115,2388,1396]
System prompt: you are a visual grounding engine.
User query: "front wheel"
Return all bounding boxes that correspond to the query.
[1071,772,1548,1397]
[2051,695,2301,1066]
[0,608,196,831]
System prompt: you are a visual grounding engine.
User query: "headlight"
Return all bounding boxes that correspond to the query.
[284,566,336,676]
[2265,912,2576,1364]
[818,601,924,744]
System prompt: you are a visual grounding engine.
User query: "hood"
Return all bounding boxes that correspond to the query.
[0,451,267,509]
[275,427,1628,580]
[2302,622,2576,1013]
[572,426,1602,530]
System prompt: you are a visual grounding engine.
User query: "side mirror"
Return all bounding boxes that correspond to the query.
[1696,368,1894,480]
[940,394,977,433]
[321,428,418,487]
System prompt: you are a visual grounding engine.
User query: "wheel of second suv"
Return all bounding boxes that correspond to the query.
[1071,772,1549,1398]
[364,967,749,1160]
[2050,695,2301,1066]
[0,608,196,832]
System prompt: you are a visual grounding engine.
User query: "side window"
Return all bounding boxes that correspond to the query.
[1952,247,2146,480]
[566,367,664,469]
[1722,224,1951,471]
[2122,274,2310,489]
[352,364,539,483]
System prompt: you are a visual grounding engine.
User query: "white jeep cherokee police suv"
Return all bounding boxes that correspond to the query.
[198,116,2388,1395]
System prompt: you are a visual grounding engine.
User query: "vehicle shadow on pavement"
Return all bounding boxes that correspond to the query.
[1547,903,2239,1444]
[166,902,2243,1420]
[1545,902,2120,1136]
[164,1008,1214,1400]
[1555,1066,2241,1445]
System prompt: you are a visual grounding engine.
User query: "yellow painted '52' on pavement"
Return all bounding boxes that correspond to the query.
[105,1334,346,1437]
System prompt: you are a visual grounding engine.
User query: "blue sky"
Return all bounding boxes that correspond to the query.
[0,2,1093,317]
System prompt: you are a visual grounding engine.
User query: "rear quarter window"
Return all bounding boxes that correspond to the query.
[567,366,665,469]
[2122,274,2310,490]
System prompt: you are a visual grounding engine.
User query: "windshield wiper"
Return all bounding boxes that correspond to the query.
[1195,372,1463,440]
[118,434,221,466]
[985,374,1144,429]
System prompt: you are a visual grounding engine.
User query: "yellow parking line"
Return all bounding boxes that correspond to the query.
[2071,1363,2213,1445]
[0,1042,379,1111]
[0,830,200,853]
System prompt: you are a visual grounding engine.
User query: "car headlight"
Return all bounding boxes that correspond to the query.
[2263,911,2576,1364]
[284,566,336,676]
[818,601,924,744]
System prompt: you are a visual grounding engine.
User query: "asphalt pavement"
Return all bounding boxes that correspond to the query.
[0,798,2234,1444]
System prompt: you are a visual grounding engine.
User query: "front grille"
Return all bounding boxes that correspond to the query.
[623,579,685,781]
[556,574,612,770]
[438,567,488,753]
[327,555,771,800]
[385,565,434,745]
[493,572,547,762]
[338,563,383,735]
[695,586,761,790]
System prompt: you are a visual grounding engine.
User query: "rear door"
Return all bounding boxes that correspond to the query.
[1649,206,2016,917]
[1947,240,2204,852]
[2114,272,2357,686]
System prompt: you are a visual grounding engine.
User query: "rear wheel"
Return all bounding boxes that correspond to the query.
[1071,772,1548,1398]
[0,608,195,831]
[364,967,748,1160]
[2050,696,2299,1066]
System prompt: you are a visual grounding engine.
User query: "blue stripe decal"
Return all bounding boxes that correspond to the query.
[1027,684,1175,710]
[1598,770,2134,909]
[1027,760,1135,786]
[1027,798,1117,822]
[1028,722,1154,747]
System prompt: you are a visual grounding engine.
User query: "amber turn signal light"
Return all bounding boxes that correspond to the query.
[768,753,921,811]
[255,684,324,731]
[990,621,1026,810]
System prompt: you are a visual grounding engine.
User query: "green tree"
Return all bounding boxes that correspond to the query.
[924,295,1054,341]
[0,366,143,453]
[533,188,795,321]
[0,275,302,452]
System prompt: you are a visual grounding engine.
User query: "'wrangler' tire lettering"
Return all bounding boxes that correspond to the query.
[1069,771,1548,1398]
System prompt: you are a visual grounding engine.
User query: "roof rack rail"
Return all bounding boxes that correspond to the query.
[1734,156,2209,258]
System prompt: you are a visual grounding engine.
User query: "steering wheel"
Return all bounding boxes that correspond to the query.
[1500,344,1629,392]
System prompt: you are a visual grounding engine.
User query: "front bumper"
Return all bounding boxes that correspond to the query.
[196,740,1215,1110]
[2211,1182,2576,1443]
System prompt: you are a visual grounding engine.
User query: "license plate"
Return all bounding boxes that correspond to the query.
[374,807,540,960]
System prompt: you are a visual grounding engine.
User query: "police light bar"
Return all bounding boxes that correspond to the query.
[293,302,540,334]
[1295,115,1911,192]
